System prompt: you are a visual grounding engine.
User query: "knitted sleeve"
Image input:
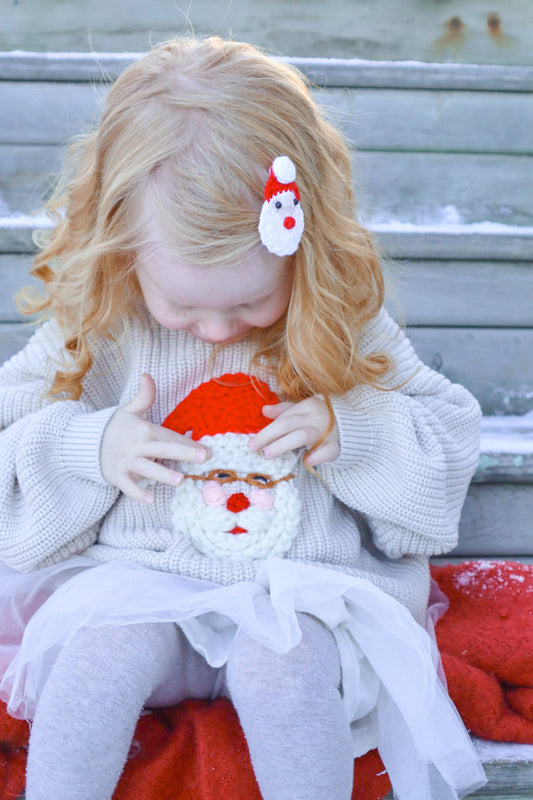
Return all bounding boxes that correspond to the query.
[318,308,481,559]
[0,322,120,572]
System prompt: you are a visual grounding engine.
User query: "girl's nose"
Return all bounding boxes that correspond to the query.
[197,318,237,343]
[226,492,250,512]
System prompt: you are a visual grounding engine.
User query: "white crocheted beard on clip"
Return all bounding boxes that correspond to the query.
[258,189,305,257]
[170,432,300,560]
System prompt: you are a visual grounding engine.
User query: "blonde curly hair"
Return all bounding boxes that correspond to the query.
[19,36,391,410]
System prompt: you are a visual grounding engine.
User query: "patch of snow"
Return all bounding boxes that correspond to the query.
[286,57,528,72]
[2,50,143,60]
[481,416,533,454]
[369,219,533,236]
[0,214,52,228]
[473,737,533,763]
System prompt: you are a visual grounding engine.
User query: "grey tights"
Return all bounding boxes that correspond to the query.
[25,614,354,800]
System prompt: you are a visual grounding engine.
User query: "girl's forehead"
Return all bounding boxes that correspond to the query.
[136,241,291,306]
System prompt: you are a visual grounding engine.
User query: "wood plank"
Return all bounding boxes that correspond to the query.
[386,260,533,328]
[0,82,107,145]
[457,484,533,557]
[0,144,65,215]
[407,327,533,415]
[356,152,533,228]
[2,220,533,262]
[2,82,531,154]
[0,254,38,321]
[11,255,531,332]
[374,228,533,261]
[5,253,531,330]
[325,89,533,154]
[2,0,533,66]
[2,145,533,230]
[1,53,532,92]
[477,417,533,483]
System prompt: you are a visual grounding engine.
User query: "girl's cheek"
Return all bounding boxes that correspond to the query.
[202,481,227,507]
[250,489,274,510]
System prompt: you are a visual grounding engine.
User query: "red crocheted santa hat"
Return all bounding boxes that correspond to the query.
[162,373,279,441]
[263,156,300,203]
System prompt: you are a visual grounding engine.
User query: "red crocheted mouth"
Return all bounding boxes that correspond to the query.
[229,526,248,535]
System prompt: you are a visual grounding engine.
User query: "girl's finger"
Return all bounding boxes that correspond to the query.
[251,413,310,452]
[124,373,157,417]
[139,438,210,463]
[130,458,184,487]
[262,428,312,459]
[261,402,294,419]
[304,441,340,467]
[119,475,156,506]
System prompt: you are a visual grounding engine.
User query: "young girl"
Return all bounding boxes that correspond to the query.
[0,36,486,800]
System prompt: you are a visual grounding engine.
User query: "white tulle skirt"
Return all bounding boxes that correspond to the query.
[0,556,486,800]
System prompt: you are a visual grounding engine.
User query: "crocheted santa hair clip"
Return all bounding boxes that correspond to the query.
[258,156,304,257]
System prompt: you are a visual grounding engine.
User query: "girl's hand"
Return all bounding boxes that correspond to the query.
[100,374,210,504]
[249,397,340,467]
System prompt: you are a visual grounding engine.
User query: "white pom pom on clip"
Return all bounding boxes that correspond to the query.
[258,156,304,257]
[271,156,296,184]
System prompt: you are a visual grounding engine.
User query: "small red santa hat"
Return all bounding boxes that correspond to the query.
[263,156,301,203]
[162,373,279,440]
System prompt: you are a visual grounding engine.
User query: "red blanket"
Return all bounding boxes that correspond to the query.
[431,560,533,743]
[3,559,533,799]
[0,699,391,800]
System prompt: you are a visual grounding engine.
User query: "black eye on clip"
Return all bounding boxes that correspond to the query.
[293,198,299,206]
[275,200,282,209]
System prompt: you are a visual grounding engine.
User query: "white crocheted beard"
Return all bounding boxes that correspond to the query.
[258,189,304,257]
[170,432,300,560]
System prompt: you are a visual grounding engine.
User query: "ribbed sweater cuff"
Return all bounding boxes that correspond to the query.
[61,406,119,484]
[330,398,375,468]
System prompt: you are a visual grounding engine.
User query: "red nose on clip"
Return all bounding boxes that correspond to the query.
[284,216,296,229]
[227,492,250,513]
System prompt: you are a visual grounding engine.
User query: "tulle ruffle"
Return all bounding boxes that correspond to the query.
[0,556,486,800]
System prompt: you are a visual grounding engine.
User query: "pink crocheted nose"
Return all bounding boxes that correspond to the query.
[226,492,250,513]
[283,216,296,230]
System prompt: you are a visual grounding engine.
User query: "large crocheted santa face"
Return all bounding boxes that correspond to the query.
[162,374,300,561]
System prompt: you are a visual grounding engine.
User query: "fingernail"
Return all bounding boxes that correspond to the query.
[171,472,183,485]
[248,438,256,450]
[143,493,154,505]
[195,449,207,462]
[262,448,272,459]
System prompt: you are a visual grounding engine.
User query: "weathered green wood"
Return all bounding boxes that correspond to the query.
[0,82,106,145]
[3,150,533,229]
[374,229,533,261]
[1,53,533,92]
[356,152,533,227]
[1,0,533,65]
[327,89,533,154]
[0,144,64,214]
[457,484,533,557]
[3,81,532,154]
[4,252,532,329]
[0,254,38,321]
[2,221,533,262]
[386,260,533,328]
[408,327,533,415]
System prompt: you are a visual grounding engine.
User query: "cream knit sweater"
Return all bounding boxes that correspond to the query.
[0,307,481,622]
